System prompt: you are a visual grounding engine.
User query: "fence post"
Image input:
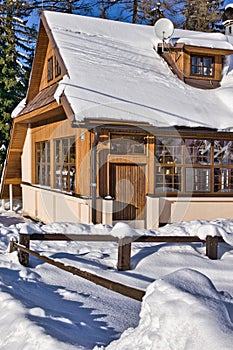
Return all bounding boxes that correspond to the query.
[117,238,132,271]
[9,184,13,211]
[18,233,30,266]
[206,235,218,260]
[9,239,17,253]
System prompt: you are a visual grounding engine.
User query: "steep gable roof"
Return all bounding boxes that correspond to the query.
[20,11,233,130]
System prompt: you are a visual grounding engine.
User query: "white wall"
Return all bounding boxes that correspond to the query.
[146,196,233,229]
[22,184,92,224]
[21,127,32,183]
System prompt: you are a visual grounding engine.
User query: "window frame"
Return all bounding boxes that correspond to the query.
[35,140,51,187]
[54,136,76,192]
[110,133,146,155]
[190,55,215,77]
[155,137,233,195]
[55,56,61,78]
[47,56,54,82]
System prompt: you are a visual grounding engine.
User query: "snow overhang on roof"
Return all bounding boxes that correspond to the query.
[225,2,233,10]
[170,30,233,50]
[39,11,233,131]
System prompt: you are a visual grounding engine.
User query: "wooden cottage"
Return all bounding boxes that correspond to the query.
[2,10,233,229]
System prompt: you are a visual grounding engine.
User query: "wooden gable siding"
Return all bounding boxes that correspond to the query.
[1,122,28,199]
[26,23,49,102]
[26,14,67,103]
[31,120,92,197]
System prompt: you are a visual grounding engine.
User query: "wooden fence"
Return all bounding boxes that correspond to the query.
[9,233,225,301]
[14,232,224,270]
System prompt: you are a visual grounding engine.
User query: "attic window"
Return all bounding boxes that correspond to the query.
[191,56,214,77]
[47,56,53,82]
[55,56,61,77]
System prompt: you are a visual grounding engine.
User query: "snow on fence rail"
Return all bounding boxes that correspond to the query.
[9,233,224,301]
[12,232,224,270]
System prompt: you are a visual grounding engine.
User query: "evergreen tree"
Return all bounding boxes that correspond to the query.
[0,0,36,173]
[162,0,224,31]
[183,0,224,31]
[138,1,164,25]
[106,0,163,24]
[31,0,96,15]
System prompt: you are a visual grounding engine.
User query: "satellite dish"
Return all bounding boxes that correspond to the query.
[154,18,174,40]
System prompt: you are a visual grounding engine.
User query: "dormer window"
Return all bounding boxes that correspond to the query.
[191,56,214,77]
[157,42,233,89]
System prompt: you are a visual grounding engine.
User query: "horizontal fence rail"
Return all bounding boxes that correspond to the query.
[10,241,145,301]
[13,233,225,272]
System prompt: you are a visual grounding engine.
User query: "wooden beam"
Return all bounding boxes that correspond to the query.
[4,178,22,185]
[12,240,144,301]
[9,149,23,153]
[15,101,62,123]
[28,233,118,242]
[184,45,233,56]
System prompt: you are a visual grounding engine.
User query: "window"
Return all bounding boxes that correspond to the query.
[54,137,76,192]
[155,137,233,194]
[55,56,61,77]
[191,56,214,77]
[110,134,146,155]
[155,138,182,192]
[47,56,53,82]
[35,141,50,186]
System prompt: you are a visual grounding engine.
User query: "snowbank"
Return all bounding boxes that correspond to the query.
[1,210,233,349]
[103,269,233,350]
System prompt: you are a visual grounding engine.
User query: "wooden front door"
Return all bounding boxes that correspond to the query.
[110,163,146,221]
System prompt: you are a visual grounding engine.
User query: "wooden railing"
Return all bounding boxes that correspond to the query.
[13,233,224,271]
[9,233,224,301]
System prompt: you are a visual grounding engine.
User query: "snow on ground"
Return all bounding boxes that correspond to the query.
[1,208,233,349]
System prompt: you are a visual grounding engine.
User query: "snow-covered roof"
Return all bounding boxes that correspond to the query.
[43,11,233,130]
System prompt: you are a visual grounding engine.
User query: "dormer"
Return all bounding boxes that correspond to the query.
[158,42,233,89]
